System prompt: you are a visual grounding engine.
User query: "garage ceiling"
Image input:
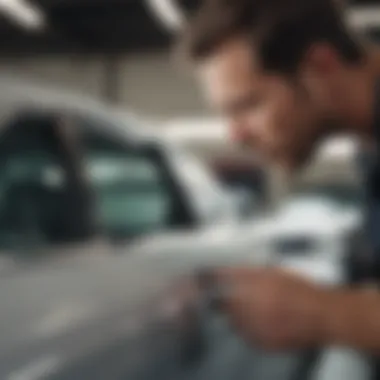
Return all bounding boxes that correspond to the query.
[0,0,377,57]
[0,0,177,56]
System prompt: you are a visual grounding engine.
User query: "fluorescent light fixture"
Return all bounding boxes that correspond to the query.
[144,0,184,32]
[0,0,46,31]
[144,1,380,32]
[348,6,380,29]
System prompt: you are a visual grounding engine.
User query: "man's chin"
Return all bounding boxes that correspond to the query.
[239,142,308,177]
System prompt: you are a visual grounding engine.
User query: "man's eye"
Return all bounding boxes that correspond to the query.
[233,97,260,114]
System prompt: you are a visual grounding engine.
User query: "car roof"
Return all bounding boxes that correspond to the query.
[0,75,163,144]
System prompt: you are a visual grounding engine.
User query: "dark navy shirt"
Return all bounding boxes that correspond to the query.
[356,86,380,380]
[361,81,380,282]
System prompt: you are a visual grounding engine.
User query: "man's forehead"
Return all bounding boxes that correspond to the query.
[197,38,262,105]
[199,38,260,81]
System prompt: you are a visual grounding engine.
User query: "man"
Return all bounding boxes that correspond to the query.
[179,0,380,353]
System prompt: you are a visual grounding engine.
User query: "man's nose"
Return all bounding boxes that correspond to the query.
[229,118,260,144]
[229,119,248,143]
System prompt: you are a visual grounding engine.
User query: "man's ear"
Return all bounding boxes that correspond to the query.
[301,43,340,78]
[298,43,340,103]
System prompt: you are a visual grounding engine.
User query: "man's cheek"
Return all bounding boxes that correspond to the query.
[229,126,242,142]
[229,126,253,148]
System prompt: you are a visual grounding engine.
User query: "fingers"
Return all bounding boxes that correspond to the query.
[202,267,263,311]
[211,267,276,305]
[204,267,298,349]
[197,266,323,351]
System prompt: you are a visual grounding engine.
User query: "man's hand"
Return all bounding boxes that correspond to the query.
[213,267,335,351]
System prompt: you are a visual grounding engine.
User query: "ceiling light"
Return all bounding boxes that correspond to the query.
[0,0,46,31]
[145,0,184,32]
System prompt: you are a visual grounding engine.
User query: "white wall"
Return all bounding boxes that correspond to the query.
[0,52,208,119]
[118,54,207,117]
[0,56,105,98]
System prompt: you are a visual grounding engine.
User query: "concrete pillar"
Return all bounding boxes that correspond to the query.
[102,55,122,104]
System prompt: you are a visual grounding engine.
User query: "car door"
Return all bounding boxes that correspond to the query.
[0,109,238,380]
[0,109,197,380]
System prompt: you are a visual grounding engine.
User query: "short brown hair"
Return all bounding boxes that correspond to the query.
[180,0,364,74]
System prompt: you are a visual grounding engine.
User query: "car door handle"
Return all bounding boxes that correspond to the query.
[154,270,227,368]
[178,297,208,367]
[178,269,228,366]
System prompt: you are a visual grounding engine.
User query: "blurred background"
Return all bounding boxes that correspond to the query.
[0,2,370,185]
[0,2,379,380]
[0,0,375,270]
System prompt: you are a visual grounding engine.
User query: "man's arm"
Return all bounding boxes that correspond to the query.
[213,267,380,352]
[326,287,380,352]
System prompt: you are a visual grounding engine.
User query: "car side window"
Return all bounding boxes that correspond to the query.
[0,114,77,250]
[79,120,179,240]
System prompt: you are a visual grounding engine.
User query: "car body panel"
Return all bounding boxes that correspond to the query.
[0,232,264,380]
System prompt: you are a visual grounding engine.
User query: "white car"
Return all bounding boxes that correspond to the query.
[0,79,369,380]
